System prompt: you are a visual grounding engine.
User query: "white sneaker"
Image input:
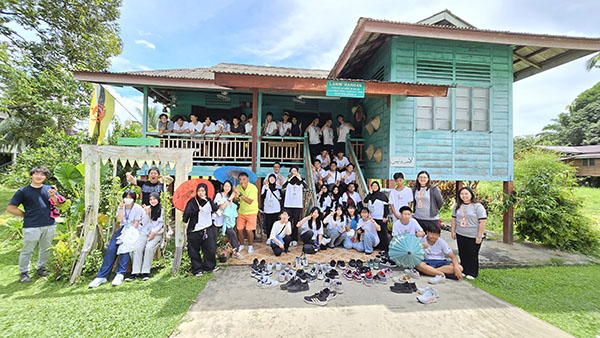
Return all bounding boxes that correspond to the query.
[291,241,298,247]
[428,275,446,284]
[417,286,440,298]
[238,245,245,252]
[88,277,107,288]
[404,268,420,279]
[417,290,438,304]
[278,271,287,282]
[111,274,124,286]
[465,275,475,280]
[260,277,279,288]
[248,245,254,254]
[322,237,331,245]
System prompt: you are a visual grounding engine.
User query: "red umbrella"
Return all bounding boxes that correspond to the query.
[172,179,215,211]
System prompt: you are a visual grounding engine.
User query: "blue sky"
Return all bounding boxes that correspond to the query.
[108,0,600,136]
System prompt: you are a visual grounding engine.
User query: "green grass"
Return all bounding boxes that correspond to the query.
[578,187,600,231]
[0,225,211,338]
[0,185,16,215]
[472,265,600,338]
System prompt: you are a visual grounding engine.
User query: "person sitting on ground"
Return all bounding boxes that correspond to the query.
[290,115,302,137]
[351,208,380,254]
[214,181,240,256]
[89,190,144,287]
[321,118,335,156]
[234,172,258,254]
[316,185,332,214]
[262,112,279,136]
[264,162,285,189]
[388,172,413,222]
[416,226,463,283]
[188,112,203,136]
[334,151,349,171]
[244,114,253,135]
[324,162,341,191]
[183,184,219,276]
[335,114,355,154]
[215,116,230,139]
[340,163,357,190]
[269,211,292,257]
[200,115,218,138]
[340,182,361,207]
[172,115,190,134]
[261,174,282,238]
[316,149,331,169]
[297,207,324,247]
[7,166,63,283]
[312,159,327,191]
[324,205,347,248]
[128,192,164,282]
[282,166,307,246]
[229,116,245,135]
[392,206,424,237]
[330,185,342,210]
[306,117,322,159]
[279,111,292,136]
[157,113,174,136]
[342,203,360,249]
[125,166,165,206]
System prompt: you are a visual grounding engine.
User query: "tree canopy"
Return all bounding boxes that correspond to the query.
[0,0,122,149]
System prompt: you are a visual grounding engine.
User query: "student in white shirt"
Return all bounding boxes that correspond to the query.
[312,159,327,191]
[187,113,203,135]
[297,207,324,246]
[364,181,389,250]
[278,111,292,136]
[129,192,165,281]
[214,181,239,253]
[172,116,190,134]
[262,112,278,136]
[324,205,348,248]
[200,116,217,137]
[316,149,331,169]
[316,185,332,214]
[392,206,425,237]
[269,211,292,256]
[335,114,355,154]
[263,162,285,189]
[324,162,342,191]
[321,118,335,156]
[244,114,253,135]
[416,226,463,281]
[306,117,321,159]
[215,117,230,139]
[261,174,282,239]
[340,182,361,207]
[350,208,380,254]
[282,166,308,246]
[388,172,414,222]
[334,151,350,171]
[340,163,357,188]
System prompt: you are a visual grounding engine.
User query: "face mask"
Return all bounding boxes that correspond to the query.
[123,198,134,205]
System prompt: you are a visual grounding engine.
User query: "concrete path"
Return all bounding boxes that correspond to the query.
[172,266,572,338]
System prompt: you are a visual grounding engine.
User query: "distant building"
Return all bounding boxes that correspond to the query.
[538,145,600,177]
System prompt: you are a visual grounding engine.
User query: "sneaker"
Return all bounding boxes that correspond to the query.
[125,274,139,282]
[302,256,308,267]
[390,282,413,294]
[337,261,346,269]
[88,277,107,288]
[417,290,439,304]
[239,245,245,252]
[247,245,254,254]
[329,260,336,268]
[141,274,150,281]
[356,259,363,268]
[287,270,295,281]
[352,270,362,282]
[321,287,338,300]
[36,267,50,277]
[288,278,310,293]
[324,277,333,289]
[382,268,393,278]
[373,259,380,270]
[111,274,125,286]
[393,273,413,284]
[291,241,298,247]
[322,237,331,245]
[404,268,420,279]
[466,275,475,280]
[429,275,446,284]
[335,280,344,294]
[303,290,328,306]
[325,269,339,279]
[19,272,32,283]
[349,259,357,268]
[417,286,440,298]
[275,262,282,271]
[280,277,297,290]
[375,271,387,284]
[278,271,287,283]
[343,269,354,281]
[211,266,219,273]
[266,262,274,273]
[317,267,326,280]
[195,271,204,277]
[261,277,279,288]
[363,271,374,287]
[295,257,301,269]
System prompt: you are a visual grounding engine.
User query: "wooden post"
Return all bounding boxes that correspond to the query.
[503,181,514,244]
[257,92,262,171]
[142,87,148,138]
[455,181,463,203]
[251,89,258,172]
[171,157,192,274]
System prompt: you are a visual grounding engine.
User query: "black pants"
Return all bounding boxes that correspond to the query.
[187,226,217,274]
[334,142,346,155]
[456,233,481,277]
[264,212,280,238]
[322,144,334,157]
[271,235,292,256]
[301,230,315,244]
[309,144,320,160]
[224,227,239,250]
[374,219,389,251]
[285,207,302,242]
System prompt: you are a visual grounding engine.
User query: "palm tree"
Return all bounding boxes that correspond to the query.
[587,52,599,70]
[136,106,159,131]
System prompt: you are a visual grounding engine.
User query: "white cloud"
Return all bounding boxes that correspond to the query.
[135,39,156,50]
[109,55,132,72]
[137,29,152,37]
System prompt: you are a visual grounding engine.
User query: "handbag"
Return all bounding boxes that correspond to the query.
[302,244,317,254]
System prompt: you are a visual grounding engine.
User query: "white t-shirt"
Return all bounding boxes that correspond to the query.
[358,218,380,246]
[269,221,291,241]
[322,126,334,145]
[308,125,321,144]
[264,121,278,135]
[188,121,203,133]
[342,171,356,185]
[335,156,349,168]
[173,121,189,132]
[216,120,229,132]
[265,172,285,188]
[340,191,361,205]
[213,192,231,226]
[245,123,252,134]
[316,154,330,169]
[284,181,304,208]
[313,168,327,182]
[325,170,341,185]
[325,216,346,231]
[117,203,144,230]
[317,194,332,213]
[261,186,281,214]
[300,220,323,241]
[337,124,351,142]
[422,236,453,260]
[367,198,387,220]
[389,187,414,221]
[392,218,423,237]
[202,122,217,133]
[193,200,214,232]
[279,121,292,136]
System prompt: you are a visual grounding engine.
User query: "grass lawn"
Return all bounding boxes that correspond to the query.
[0,185,15,214]
[578,187,600,231]
[472,265,600,338]
[0,224,211,338]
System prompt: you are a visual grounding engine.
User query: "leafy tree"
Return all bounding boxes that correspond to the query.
[0,0,122,148]
[136,106,159,131]
[587,52,599,70]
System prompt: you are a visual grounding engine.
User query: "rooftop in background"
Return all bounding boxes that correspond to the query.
[537,145,600,160]
[331,9,600,81]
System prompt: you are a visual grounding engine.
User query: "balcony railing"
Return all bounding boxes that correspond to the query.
[260,136,304,165]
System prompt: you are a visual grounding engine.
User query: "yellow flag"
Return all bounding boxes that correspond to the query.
[89,84,115,144]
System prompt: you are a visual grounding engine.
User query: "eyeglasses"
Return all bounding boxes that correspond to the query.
[124,189,136,194]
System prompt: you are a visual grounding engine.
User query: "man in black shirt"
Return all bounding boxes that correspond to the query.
[126,167,164,206]
[229,116,245,135]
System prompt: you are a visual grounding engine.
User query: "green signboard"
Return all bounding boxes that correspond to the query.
[326,80,365,98]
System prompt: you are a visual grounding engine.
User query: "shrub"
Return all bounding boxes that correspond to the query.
[514,149,600,252]
[82,249,104,277]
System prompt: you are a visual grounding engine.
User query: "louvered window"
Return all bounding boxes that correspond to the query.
[416,60,491,83]
[371,66,385,81]
[456,62,491,82]
[417,86,489,132]
[416,59,453,81]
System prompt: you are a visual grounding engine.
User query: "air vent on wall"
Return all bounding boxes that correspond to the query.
[371,66,385,81]
[455,62,491,82]
[416,59,453,81]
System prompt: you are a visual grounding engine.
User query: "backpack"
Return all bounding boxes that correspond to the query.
[302,243,317,255]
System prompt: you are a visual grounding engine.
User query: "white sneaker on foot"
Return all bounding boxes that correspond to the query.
[248,245,254,254]
[111,274,124,286]
[465,275,475,280]
[428,275,446,284]
[291,241,298,247]
[238,245,245,252]
[88,277,107,288]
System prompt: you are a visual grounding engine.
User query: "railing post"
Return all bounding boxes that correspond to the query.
[142,87,148,138]
[257,92,263,171]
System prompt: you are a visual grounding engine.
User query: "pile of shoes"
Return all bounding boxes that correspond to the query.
[342,258,395,287]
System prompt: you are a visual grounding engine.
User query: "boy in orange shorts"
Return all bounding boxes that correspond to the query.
[234,172,258,254]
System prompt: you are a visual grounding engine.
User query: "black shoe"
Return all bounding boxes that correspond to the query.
[446,273,459,281]
[288,279,309,293]
[36,267,49,277]
[349,259,356,268]
[390,282,413,293]
[325,270,339,279]
[359,266,370,274]
[251,258,259,270]
[329,260,336,268]
[320,287,338,300]
[19,272,32,283]
[280,277,297,290]
[356,259,363,268]
[125,274,139,282]
[141,274,150,281]
[303,289,328,305]
[337,260,346,269]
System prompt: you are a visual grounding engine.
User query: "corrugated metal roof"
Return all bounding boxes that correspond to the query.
[210,63,330,79]
[537,145,600,154]
[119,68,214,80]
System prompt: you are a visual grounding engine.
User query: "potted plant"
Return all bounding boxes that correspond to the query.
[216,235,234,263]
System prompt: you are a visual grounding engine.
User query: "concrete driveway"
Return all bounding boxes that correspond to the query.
[171,266,572,338]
